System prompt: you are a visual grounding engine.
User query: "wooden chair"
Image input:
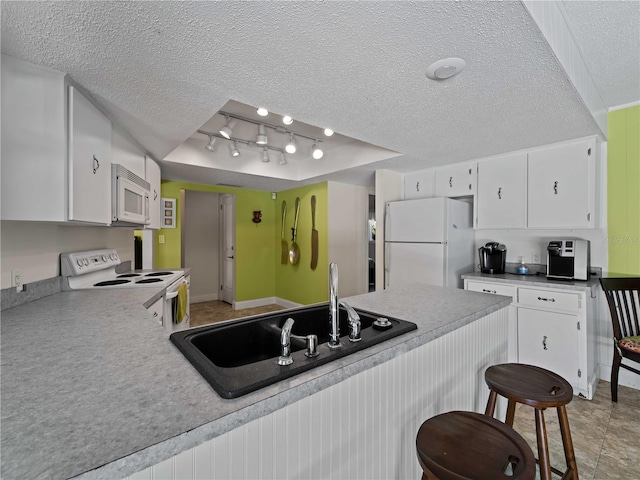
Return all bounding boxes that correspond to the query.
[599,277,640,402]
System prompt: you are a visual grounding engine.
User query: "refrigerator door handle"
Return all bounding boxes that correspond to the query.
[384,205,390,242]
[384,242,390,288]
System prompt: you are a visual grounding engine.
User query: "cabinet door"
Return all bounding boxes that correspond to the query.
[517,307,577,385]
[527,139,595,228]
[476,153,526,229]
[435,164,476,197]
[145,156,161,229]
[404,170,434,199]
[68,86,112,224]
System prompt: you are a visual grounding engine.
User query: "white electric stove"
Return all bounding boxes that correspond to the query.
[60,249,189,333]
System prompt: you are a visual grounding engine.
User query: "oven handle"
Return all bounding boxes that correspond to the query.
[166,278,187,299]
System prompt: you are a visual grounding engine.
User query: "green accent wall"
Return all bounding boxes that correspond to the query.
[275,183,329,305]
[155,180,329,305]
[608,105,640,275]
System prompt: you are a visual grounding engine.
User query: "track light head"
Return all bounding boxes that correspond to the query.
[279,152,287,165]
[324,128,334,137]
[229,140,240,157]
[285,133,297,154]
[282,115,293,125]
[312,143,324,160]
[257,107,269,116]
[261,147,270,163]
[205,135,216,151]
[256,124,268,145]
[219,116,235,139]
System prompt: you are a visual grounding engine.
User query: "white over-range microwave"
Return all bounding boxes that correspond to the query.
[111,164,150,226]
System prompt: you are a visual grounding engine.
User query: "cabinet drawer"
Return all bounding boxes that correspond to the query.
[517,288,580,312]
[466,281,515,299]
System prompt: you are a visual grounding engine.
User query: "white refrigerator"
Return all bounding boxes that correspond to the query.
[384,197,474,289]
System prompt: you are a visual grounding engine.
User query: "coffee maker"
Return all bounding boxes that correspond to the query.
[479,242,507,274]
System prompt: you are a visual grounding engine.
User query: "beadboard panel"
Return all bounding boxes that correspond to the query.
[127,309,507,480]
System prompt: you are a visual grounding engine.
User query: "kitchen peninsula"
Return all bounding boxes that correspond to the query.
[1,284,511,480]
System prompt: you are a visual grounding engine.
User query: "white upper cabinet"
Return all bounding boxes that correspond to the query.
[145,156,161,230]
[68,86,112,224]
[435,163,477,198]
[527,138,596,228]
[404,170,435,199]
[476,153,527,229]
[112,127,146,178]
[1,55,112,224]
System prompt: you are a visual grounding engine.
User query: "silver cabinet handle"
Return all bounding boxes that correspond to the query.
[227,255,234,259]
[92,155,99,174]
[537,296,556,302]
[153,189,158,201]
[553,181,558,195]
[498,187,502,199]
[482,288,497,294]
[449,176,453,188]
[153,312,158,317]
[542,335,548,350]
[416,181,420,192]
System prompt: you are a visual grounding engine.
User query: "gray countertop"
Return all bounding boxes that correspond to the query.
[1,283,510,480]
[462,271,601,296]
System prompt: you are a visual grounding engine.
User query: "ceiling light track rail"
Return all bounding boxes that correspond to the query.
[197,129,287,153]
[218,111,322,144]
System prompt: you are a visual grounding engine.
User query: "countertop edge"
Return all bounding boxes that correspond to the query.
[461,272,600,296]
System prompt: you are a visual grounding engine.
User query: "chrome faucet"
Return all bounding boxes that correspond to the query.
[278,317,295,365]
[328,263,362,347]
[340,300,361,342]
[329,263,341,348]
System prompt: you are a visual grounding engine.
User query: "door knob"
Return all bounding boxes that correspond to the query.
[227,255,234,259]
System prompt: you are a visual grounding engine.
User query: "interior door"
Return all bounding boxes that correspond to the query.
[220,194,236,305]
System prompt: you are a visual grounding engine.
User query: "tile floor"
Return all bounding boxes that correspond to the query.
[190,301,639,479]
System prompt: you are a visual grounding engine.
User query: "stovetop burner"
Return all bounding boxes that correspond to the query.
[117,273,141,278]
[94,279,131,287]
[144,272,174,277]
[136,278,164,284]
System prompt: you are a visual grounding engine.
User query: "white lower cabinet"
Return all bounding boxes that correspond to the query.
[465,278,597,399]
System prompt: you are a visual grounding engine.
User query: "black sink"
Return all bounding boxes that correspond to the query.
[170,303,417,398]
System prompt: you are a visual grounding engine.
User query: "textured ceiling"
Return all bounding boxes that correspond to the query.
[2,1,638,191]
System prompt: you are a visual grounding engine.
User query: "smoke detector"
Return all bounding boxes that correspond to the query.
[426,57,466,80]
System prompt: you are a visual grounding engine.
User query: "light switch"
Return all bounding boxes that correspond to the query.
[158,235,165,244]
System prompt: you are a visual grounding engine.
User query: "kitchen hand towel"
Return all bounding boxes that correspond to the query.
[176,282,188,324]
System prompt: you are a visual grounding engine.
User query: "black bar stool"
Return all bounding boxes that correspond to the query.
[416,410,536,480]
[484,363,578,480]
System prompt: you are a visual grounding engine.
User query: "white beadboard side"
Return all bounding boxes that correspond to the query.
[127,309,508,480]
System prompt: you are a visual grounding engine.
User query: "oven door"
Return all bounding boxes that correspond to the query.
[164,277,190,333]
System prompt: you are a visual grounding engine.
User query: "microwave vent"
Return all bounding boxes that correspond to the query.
[112,164,150,191]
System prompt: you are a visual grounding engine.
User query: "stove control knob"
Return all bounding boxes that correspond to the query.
[76,259,83,267]
[83,258,89,266]
[101,255,107,262]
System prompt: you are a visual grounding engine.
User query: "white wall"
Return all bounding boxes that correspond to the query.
[1,221,134,289]
[327,182,369,297]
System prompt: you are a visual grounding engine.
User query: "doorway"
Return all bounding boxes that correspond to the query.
[368,194,376,292]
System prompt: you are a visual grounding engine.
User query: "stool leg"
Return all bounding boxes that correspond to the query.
[535,408,553,480]
[485,390,498,417]
[557,405,579,480]
[505,399,516,426]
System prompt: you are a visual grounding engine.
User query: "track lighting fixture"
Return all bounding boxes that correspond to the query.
[285,133,297,154]
[219,116,235,139]
[312,143,324,160]
[324,128,334,137]
[282,115,293,125]
[261,147,270,163]
[205,135,216,151]
[229,140,240,157]
[256,124,268,145]
[257,107,269,116]
[279,152,287,165]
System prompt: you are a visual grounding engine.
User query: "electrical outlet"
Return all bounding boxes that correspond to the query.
[12,270,24,292]
[532,253,541,264]
[158,235,165,244]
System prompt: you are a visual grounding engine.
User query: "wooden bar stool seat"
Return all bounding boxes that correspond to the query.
[484,363,578,480]
[416,410,536,480]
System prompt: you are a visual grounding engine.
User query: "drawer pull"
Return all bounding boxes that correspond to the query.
[537,296,555,302]
[153,312,158,317]
[542,335,548,350]
[482,288,497,294]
